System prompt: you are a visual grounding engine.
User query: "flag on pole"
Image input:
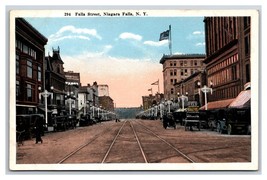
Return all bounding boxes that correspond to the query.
[151,80,159,85]
[159,30,169,41]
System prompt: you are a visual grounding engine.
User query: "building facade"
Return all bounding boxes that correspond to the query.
[203,17,251,102]
[98,84,109,96]
[142,93,164,110]
[65,71,80,115]
[175,71,207,107]
[44,47,66,114]
[159,54,206,100]
[99,96,114,112]
[16,18,48,114]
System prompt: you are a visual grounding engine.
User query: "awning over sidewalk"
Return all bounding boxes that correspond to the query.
[229,90,251,108]
[199,98,235,110]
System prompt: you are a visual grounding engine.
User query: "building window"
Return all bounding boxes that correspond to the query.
[194,61,198,66]
[246,64,250,83]
[170,70,173,76]
[174,69,177,76]
[16,54,19,74]
[170,79,173,84]
[27,60,32,78]
[26,84,33,101]
[16,81,20,98]
[170,61,173,66]
[38,66,42,81]
[180,61,183,66]
[232,65,237,80]
[181,69,184,76]
[185,69,188,76]
[245,35,250,55]
[173,62,176,66]
[171,88,174,94]
[244,17,250,29]
[23,44,28,54]
[191,69,194,75]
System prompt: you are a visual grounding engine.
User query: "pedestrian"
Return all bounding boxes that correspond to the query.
[34,116,43,144]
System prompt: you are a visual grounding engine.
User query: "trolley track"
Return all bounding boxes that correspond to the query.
[58,120,196,163]
[58,121,126,164]
[101,120,148,163]
[133,120,195,163]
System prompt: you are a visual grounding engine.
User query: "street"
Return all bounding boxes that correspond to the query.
[16,119,251,168]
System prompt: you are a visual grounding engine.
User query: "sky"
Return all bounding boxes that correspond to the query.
[25,15,205,107]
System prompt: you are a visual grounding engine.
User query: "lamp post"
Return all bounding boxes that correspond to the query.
[39,86,54,126]
[199,81,213,110]
[66,92,74,115]
[177,92,188,111]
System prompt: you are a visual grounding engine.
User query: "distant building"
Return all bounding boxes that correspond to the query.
[174,71,207,107]
[159,54,206,100]
[98,84,109,96]
[99,96,114,112]
[16,18,48,114]
[45,47,66,114]
[142,93,164,110]
[65,71,81,87]
[65,71,80,114]
[78,82,99,111]
[203,17,251,105]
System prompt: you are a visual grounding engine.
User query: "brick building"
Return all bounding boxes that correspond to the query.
[175,71,207,107]
[159,54,206,100]
[203,17,251,104]
[44,47,66,114]
[16,18,48,114]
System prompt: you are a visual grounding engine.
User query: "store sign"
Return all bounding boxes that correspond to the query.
[188,101,198,107]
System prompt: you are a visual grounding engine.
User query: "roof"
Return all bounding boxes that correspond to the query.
[229,90,251,108]
[199,98,235,110]
[160,54,206,64]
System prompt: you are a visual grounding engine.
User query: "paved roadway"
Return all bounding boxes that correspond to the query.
[14,119,252,170]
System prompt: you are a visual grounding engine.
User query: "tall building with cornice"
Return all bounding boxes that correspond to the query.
[16,18,48,114]
[203,17,251,103]
[160,54,206,100]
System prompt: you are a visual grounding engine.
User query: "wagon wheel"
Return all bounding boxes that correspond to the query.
[227,124,232,135]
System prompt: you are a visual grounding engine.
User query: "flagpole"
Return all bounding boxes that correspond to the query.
[169,25,172,55]
[158,79,160,93]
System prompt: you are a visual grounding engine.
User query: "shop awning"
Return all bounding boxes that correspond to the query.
[199,98,235,110]
[229,90,251,108]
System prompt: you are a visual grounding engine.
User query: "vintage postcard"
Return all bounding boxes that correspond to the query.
[9,8,259,171]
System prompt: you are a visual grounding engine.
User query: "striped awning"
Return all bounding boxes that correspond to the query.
[229,90,251,108]
[199,98,235,110]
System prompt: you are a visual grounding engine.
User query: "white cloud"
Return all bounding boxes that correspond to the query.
[79,45,113,58]
[119,32,142,41]
[195,42,206,46]
[49,25,102,42]
[173,52,184,55]
[143,40,168,47]
[192,31,204,35]
[51,35,91,42]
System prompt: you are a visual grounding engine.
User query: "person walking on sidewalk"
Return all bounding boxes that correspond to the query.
[34,115,43,144]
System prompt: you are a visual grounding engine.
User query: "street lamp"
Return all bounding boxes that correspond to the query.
[38,86,54,126]
[165,99,172,113]
[177,92,188,111]
[65,92,75,115]
[199,81,213,110]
